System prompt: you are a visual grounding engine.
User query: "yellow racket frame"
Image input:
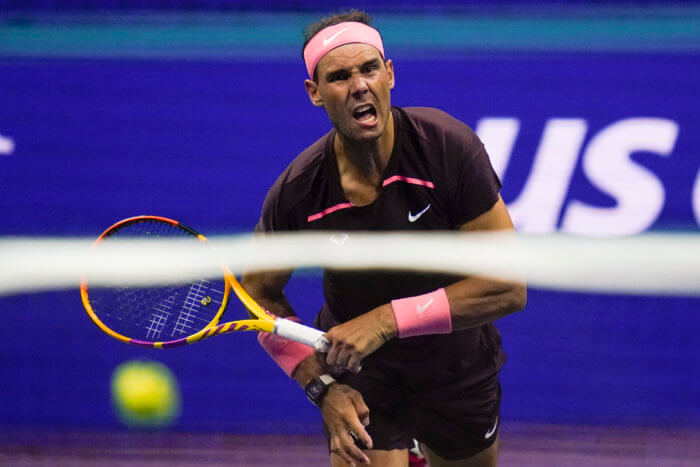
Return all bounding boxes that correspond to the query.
[80,215,278,349]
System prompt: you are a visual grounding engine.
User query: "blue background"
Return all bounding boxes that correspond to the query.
[1,2,699,434]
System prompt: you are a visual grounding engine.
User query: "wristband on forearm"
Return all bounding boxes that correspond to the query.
[391,288,452,338]
[258,316,314,377]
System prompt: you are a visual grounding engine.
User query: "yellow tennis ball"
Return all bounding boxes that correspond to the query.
[111,360,181,427]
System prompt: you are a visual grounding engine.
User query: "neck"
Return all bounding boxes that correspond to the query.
[334,111,395,184]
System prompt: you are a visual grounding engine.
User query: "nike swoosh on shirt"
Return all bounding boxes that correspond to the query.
[408,204,431,222]
[323,28,348,46]
[484,416,499,439]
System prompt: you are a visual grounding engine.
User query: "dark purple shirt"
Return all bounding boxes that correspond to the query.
[256,107,505,374]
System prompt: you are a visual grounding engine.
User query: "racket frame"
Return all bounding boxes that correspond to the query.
[80,215,328,351]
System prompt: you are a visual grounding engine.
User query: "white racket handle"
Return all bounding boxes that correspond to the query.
[273,318,331,353]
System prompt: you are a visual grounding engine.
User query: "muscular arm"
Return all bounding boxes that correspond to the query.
[240,268,295,319]
[446,194,527,328]
[324,195,527,369]
[240,268,374,464]
[241,268,323,387]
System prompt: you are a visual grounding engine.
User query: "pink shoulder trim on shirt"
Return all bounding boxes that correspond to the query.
[382,175,435,189]
[307,202,355,222]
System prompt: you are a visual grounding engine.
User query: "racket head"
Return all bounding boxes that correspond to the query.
[80,215,239,348]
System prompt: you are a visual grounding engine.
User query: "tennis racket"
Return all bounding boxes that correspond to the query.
[80,215,330,352]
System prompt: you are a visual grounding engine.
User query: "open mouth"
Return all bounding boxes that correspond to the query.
[352,104,377,124]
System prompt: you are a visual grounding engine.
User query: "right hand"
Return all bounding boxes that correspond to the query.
[321,383,373,465]
[324,305,397,373]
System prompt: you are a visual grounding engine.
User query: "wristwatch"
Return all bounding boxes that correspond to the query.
[304,374,336,407]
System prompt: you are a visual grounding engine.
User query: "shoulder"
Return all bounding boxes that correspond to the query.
[397,106,482,151]
[394,106,487,177]
[269,130,332,196]
[394,107,486,172]
[392,107,501,224]
[399,106,463,128]
[280,130,332,184]
[257,130,333,232]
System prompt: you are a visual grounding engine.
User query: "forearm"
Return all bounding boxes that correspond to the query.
[444,195,526,329]
[241,269,319,378]
[372,276,526,341]
[292,353,327,388]
[445,276,527,330]
[241,270,295,318]
[253,292,296,319]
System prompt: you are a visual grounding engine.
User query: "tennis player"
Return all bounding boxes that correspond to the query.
[242,10,526,467]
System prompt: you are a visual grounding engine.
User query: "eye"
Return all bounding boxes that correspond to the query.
[328,71,350,82]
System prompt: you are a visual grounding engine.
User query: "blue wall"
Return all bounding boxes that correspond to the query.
[1,13,699,433]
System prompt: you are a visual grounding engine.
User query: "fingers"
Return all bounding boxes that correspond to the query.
[325,340,342,367]
[323,385,374,465]
[350,393,373,450]
[330,429,371,465]
[325,340,363,373]
[349,430,368,450]
[335,392,373,458]
[346,353,363,373]
[323,312,392,372]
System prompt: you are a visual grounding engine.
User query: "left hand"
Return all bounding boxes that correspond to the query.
[324,304,398,372]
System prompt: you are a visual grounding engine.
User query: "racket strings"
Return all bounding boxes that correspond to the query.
[87,219,226,342]
[174,280,214,335]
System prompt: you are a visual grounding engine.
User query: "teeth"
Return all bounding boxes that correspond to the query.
[355,104,372,113]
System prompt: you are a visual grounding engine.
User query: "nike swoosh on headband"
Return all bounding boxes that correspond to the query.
[323,28,348,46]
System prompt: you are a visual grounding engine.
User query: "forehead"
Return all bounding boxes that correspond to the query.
[316,43,383,75]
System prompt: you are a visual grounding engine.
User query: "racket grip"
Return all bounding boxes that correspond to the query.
[274,318,331,353]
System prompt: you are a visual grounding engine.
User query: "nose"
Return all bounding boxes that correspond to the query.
[349,73,368,96]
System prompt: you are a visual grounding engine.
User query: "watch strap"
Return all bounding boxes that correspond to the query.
[305,373,336,407]
[318,374,336,386]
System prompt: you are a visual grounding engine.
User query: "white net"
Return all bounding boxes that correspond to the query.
[2,231,699,296]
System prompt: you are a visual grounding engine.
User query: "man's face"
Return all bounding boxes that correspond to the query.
[306,43,395,144]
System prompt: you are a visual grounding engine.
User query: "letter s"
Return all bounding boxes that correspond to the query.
[694,168,700,227]
[561,118,679,235]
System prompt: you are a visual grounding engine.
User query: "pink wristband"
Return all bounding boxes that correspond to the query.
[258,316,314,377]
[391,288,452,338]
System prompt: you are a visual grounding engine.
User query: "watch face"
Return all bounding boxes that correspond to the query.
[308,383,323,398]
[305,375,335,406]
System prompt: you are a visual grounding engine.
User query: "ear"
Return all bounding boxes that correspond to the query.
[304,79,324,107]
[385,59,395,90]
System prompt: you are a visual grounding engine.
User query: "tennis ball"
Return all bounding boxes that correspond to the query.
[111,360,181,427]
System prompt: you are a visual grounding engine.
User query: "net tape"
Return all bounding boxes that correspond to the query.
[1,231,699,296]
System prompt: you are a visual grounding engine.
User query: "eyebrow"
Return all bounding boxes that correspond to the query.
[325,58,382,81]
